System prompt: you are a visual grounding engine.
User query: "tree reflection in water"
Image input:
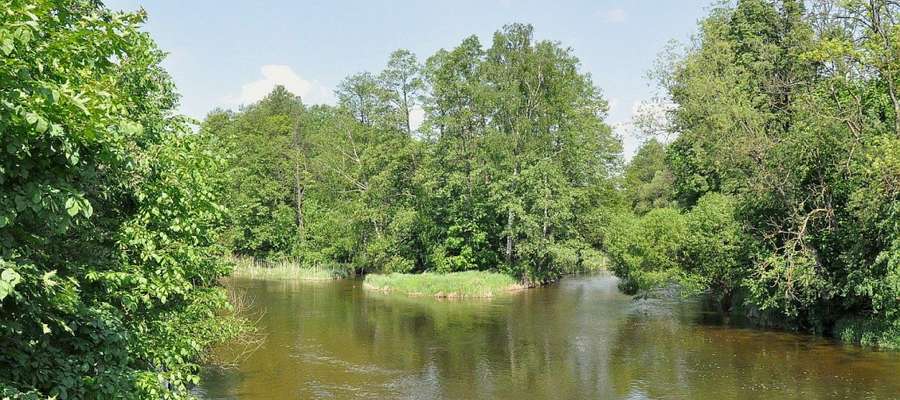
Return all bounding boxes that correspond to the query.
[198,275,900,400]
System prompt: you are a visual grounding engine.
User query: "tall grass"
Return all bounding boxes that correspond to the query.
[364,271,525,298]
[229,256,343,281]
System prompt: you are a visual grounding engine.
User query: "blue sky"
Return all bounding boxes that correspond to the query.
[105,0,713,157]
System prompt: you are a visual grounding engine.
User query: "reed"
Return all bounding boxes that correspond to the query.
[229,255,342,281]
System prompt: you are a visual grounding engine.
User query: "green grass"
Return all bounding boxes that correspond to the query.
[364,270,525,298]
[229,256,342,281]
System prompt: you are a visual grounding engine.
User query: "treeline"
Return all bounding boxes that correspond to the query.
[207,24,619,284]
[1,1,245,398]
[607,0,899,348]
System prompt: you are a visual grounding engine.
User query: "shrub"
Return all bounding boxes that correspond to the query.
[681,193,748,306]
[603,208,687,293]
[0,2,240,397]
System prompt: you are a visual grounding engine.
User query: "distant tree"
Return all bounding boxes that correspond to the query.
[336,72,390,127]
[421,24,621,282]
[207,86,304,258]
[213,25,621,284]
[380,49,424,135]
[623,139,675,214]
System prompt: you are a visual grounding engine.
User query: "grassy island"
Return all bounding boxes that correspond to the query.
[364,271,525,298]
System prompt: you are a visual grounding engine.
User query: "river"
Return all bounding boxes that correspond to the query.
[197,274,900,399]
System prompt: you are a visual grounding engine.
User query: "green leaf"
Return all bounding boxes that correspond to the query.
[70,94,90,115]
[36,117,48,133]
[14,195,26,211]
[1,268,19,284]
[0,269,20,301]
[0,281,9,301]
[80,198,93,218]
[42,270,57,287]
[65,197,80,217]
[0,38,13,56]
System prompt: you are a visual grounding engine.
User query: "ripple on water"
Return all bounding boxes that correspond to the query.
[200,275,900,400]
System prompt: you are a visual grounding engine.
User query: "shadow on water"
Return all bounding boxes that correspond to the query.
[196,273,900,400]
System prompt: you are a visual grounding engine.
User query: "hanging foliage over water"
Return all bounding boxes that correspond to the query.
[0,1,242,397]
[605,0,900,349]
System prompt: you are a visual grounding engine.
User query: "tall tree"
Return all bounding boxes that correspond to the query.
[422,24,620,282]
[208,86,305,258]
[380,49,424,135]
[336,72,390,127]
[623,139,675,215]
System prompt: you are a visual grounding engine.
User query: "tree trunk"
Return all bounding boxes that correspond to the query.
[542,176,550,239]
[293,116,305,237]
[505,162,519,264]
[868,1,900,135]
[403,90,411,136]
[542,204,549,239]
[295,167,304,234]
[505,209,515,263]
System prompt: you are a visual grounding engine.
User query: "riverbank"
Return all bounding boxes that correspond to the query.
[364,271,526,298]
[229,256,342,281]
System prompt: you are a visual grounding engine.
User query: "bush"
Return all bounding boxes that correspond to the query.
[603,193,747,304]
[0,2,240,397]
[603,208,687,293]
[681,193,748,305]
[579,248,609,271]
[835,316,900,350]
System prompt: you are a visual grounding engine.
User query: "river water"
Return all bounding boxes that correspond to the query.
[197,274,900,399]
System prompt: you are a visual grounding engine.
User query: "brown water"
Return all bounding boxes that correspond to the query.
[197,274,900,400]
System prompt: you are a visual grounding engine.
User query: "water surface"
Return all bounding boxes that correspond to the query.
[198,274,900,399]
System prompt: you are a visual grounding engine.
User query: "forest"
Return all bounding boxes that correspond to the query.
[208,27,618,285]
[1,0,898,398]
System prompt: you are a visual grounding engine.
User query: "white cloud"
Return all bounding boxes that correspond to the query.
[223,65,335,107]
[600,8,627,23]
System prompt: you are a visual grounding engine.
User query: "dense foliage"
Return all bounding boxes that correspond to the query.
[606,0,900,348]
[208,24,618,284]
[0,1,240,397]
